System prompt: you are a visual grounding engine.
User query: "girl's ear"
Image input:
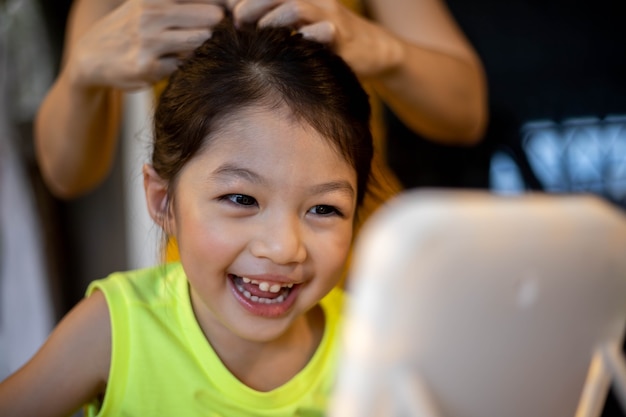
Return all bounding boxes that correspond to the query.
[143,164,175,235]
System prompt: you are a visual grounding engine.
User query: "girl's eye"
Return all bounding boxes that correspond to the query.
[310,205,343,217]
[224,194,258,207]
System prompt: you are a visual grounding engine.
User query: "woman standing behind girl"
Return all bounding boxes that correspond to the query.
[0,20,375,416]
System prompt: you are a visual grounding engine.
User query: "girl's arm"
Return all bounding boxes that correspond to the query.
[0,291,111,417]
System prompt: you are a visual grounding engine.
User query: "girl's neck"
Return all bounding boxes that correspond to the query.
[191,292,326,391]
[223,306,326,391]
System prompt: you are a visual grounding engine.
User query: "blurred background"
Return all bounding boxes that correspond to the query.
[1,0,625,413]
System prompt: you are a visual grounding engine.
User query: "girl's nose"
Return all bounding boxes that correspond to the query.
[249,215,307,265]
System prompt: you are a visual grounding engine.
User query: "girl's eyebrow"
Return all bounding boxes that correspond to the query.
[212,162,355,198]
[309,181,355,199]
[212,163,265,184]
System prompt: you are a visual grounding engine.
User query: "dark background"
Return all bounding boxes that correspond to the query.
[386,0,626,192]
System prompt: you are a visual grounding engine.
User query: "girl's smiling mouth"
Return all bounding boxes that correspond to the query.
[228,274,302,317]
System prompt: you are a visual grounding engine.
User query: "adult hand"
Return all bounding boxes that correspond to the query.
[226,0,403,78]
[68,0,227,91]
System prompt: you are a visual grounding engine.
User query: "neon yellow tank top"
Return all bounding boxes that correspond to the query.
[84,262,345,416]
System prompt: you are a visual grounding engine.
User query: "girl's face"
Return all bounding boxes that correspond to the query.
[164,104,357,345]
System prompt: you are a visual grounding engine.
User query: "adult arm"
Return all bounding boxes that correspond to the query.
[34,0,226,198]
[365,0,488,144]
[228,0,488,145]
[0,292,111,417]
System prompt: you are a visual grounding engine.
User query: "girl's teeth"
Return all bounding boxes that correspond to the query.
[235,282,288,304]
[239,276,292,292]
[258,282,281,293]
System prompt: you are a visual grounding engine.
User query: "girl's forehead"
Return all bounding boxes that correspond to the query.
[212,103,306,136]
[205,104,347,161]
[177,108,355,186]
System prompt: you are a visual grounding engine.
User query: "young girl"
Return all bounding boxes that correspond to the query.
[0,19,374,417]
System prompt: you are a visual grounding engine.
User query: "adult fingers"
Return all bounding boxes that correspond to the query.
[122,56,180,89]
[256,1,324,29]
[176,0,228,5]
[151,56,181,83]
[143,0,227,5]
[157,3,225,29]
[153,28,213,56]
[298,20,336,45]
[229,0,286,25]
[225,0,241,9]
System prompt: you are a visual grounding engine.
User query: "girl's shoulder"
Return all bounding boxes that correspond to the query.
[86,262,185,304]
